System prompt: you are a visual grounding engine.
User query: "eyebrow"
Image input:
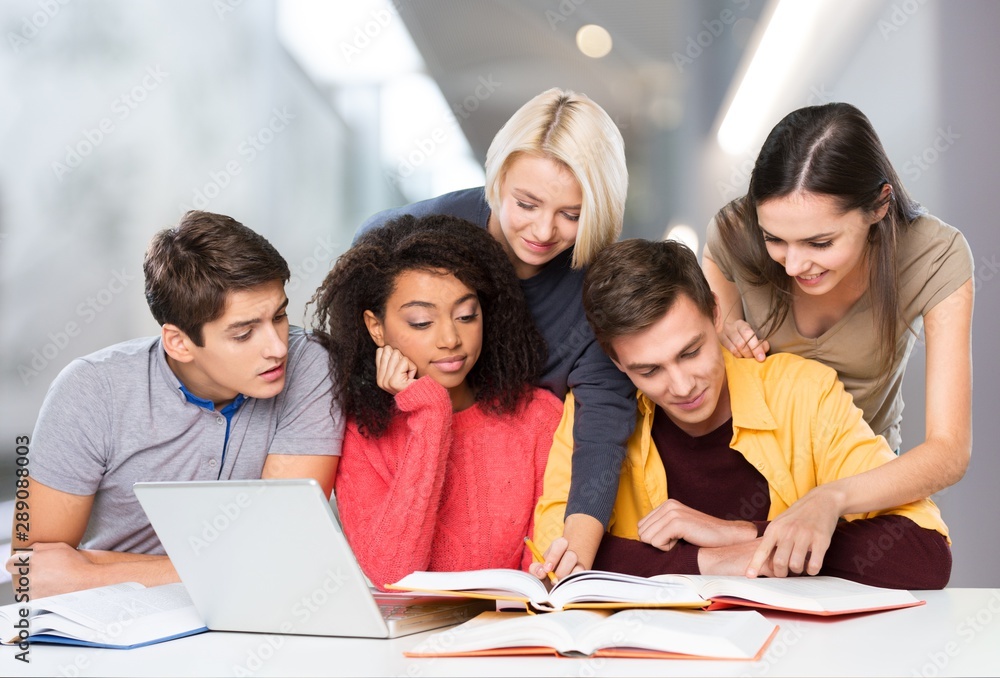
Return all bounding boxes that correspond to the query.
[225,297,289,332]
[760,227,836,242]
[513,188,581,211]
[399,293,479,311]
[623,333,704,371]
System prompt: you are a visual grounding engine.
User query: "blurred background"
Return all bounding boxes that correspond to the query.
[1,0,997,587]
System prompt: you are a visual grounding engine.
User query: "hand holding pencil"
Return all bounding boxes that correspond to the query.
[524,537,558,584]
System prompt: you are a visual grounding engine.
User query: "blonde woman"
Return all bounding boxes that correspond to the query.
[357,88,632,573]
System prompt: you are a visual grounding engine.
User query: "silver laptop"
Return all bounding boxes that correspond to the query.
[134,478,486,638]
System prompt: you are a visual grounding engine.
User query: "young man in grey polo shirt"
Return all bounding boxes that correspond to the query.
[9,211,343,597]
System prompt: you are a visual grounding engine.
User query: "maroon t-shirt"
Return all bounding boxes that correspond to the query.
[591,408,951,589]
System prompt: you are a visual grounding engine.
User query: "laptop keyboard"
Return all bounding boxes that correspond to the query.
[380,604,411,621]
[379,602,471,621]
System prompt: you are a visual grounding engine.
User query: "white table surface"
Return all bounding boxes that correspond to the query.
[4,588,999,677]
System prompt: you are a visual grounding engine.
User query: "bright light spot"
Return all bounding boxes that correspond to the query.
[576,24,613,58]
[277,0,483,201]
[717,0,827,155]
[664,223,700,254]
[277,0,423,83]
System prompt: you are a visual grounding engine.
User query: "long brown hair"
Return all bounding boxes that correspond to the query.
[714,103,925,379]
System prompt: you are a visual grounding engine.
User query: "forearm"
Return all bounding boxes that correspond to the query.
[86,556,180,588]
[818,438,967,516]
[560,514,604,570]
[565,443,627,527]
[819,516,951,589]
[336,382,453,587]
[564,345,636,526]
[702,253,745,324]
[20,545,180,598]
[82,550,172,565]
[592,534,701,577]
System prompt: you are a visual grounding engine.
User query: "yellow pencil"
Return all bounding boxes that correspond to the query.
[524,536,557,583]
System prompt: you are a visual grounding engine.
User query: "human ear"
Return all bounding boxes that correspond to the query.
[872,183,893,222]
[161,324,195,363]
[363,310,385,347]
[711,293,723,333]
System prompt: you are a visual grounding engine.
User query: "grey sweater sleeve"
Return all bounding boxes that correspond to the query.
[522,252,634,527]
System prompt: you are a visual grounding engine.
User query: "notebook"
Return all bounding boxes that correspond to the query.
[133,478,486,638]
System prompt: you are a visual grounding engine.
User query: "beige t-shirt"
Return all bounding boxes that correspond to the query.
[706,213,973,451]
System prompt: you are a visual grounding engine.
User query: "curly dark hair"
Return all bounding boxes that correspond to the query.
[310,214,546,438]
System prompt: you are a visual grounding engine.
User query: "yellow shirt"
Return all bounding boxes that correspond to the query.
[533,348,948,551]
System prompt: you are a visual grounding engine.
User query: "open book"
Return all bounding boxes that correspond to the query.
[0,582,207,649]
[390,569,923,616]
[658,575,925,615]
[389,569,708,612]
[406,609,778,660]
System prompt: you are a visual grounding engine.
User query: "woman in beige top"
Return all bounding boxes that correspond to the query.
[703,102,973,579]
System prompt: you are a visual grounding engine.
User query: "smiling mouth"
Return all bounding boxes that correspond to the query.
[522,238,557,252]
[796,271,828,284]
[673,390,706,411]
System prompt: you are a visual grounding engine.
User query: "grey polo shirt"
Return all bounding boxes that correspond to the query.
[30,327,343,554]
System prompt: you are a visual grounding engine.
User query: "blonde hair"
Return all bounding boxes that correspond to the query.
[484,88,627,268]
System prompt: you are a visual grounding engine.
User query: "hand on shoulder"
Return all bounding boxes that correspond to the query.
[719,319,769,362]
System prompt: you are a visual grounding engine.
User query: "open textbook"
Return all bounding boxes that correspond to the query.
[0,582,207,649]
[389,569,923,615]
[389,568,708,612]
[406,608,778,660]
[669,574,924,615]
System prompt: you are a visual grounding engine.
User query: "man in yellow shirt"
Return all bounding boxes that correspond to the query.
[532,239,950,588]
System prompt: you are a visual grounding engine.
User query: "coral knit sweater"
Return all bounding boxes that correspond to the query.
[335,376,563,590]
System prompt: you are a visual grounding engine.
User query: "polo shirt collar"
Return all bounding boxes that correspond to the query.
[154,339,247,412]
[178,383,247,415]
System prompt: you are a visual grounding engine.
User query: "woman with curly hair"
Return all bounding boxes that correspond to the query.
[356,88,636,576]
[311,213,563,589]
